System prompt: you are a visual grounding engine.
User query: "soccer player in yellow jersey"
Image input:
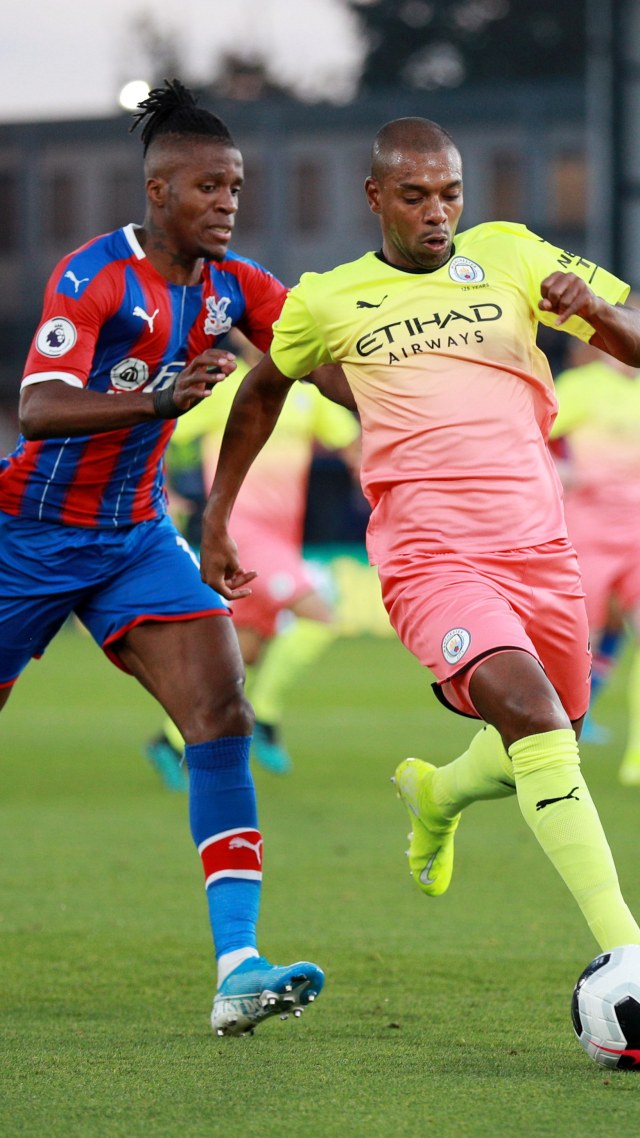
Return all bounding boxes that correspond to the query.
[200,117,640,957]
[551,342,640,785]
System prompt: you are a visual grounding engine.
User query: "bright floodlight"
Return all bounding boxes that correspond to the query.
[119,80,151,111]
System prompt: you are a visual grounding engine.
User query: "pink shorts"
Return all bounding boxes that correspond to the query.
[231,531,315,639]
[377,538,591,720]
[564,500,640,629]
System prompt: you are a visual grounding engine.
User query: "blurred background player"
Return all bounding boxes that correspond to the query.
[551,336,640,784]
[147,331,361,784]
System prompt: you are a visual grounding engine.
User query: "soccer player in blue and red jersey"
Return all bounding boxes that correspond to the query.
[0,80,324,1037]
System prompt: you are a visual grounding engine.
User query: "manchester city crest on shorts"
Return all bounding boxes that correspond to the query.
[448,256,485,284]
[442,627,471,665]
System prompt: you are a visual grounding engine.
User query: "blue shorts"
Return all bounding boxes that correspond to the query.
[0,512,230,686]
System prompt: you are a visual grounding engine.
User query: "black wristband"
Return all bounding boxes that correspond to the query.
[153,379,183,419]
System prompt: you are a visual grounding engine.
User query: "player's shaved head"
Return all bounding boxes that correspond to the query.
[365,117,464,271]
[143,133,236,182]
[371,117,460,180]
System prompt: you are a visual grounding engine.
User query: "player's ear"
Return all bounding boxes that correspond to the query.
[146,176,167,209]
[365,176,382,215]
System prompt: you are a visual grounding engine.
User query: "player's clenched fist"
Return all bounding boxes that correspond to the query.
[539,272,601,327]
[154,349,237,418]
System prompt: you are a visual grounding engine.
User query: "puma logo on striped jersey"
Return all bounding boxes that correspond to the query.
[64,270,90,293]
[133,305,160,333]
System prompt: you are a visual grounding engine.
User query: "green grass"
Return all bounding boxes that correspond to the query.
[2,627,640,1137]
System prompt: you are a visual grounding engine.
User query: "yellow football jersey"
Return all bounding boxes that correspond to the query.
[270,222,629,555]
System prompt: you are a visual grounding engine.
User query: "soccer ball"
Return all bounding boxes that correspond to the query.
[571,944,640,1069]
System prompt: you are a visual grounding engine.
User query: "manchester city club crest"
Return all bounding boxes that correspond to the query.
[442,627,471,665]
[448,256,485,284]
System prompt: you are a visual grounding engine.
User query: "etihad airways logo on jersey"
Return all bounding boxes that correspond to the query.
[356,303,502,357]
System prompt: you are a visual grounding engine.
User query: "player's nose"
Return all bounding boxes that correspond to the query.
[424,199,448,224]
[215,187,239,214]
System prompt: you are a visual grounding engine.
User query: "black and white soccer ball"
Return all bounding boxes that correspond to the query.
[571,944,640,1069]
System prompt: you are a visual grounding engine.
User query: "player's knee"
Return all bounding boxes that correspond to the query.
[230,688,255,737]
[183,681,254,743]
[470,653,571,748]
[490,692,570,751]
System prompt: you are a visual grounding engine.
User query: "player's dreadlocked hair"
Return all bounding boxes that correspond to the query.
[129,78,235,154]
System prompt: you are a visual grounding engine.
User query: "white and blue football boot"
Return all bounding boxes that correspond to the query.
[211,956,325,1037]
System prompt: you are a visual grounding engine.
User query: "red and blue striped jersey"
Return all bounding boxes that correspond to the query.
[0,224,287,528]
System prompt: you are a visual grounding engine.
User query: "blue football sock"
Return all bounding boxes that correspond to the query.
[590,628,624,702]
[186,736,261,959]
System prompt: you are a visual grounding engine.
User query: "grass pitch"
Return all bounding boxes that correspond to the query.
[2,626,640,1137]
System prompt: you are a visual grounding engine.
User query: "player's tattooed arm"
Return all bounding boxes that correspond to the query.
[19,349,236,439]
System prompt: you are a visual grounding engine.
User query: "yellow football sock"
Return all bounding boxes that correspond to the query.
[431,724,516,818]
[164,717,185,754]
[509,729,640,950]
[243,663,256,703]
[621,645,640,770]
[251,618,335,726]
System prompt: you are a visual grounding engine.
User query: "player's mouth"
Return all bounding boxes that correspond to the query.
[207,226,232,240]
[422,232,449,251]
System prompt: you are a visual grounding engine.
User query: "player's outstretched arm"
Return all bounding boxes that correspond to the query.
[18,349,236,439]
[539,272,640,366]
[200,350,294,598]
